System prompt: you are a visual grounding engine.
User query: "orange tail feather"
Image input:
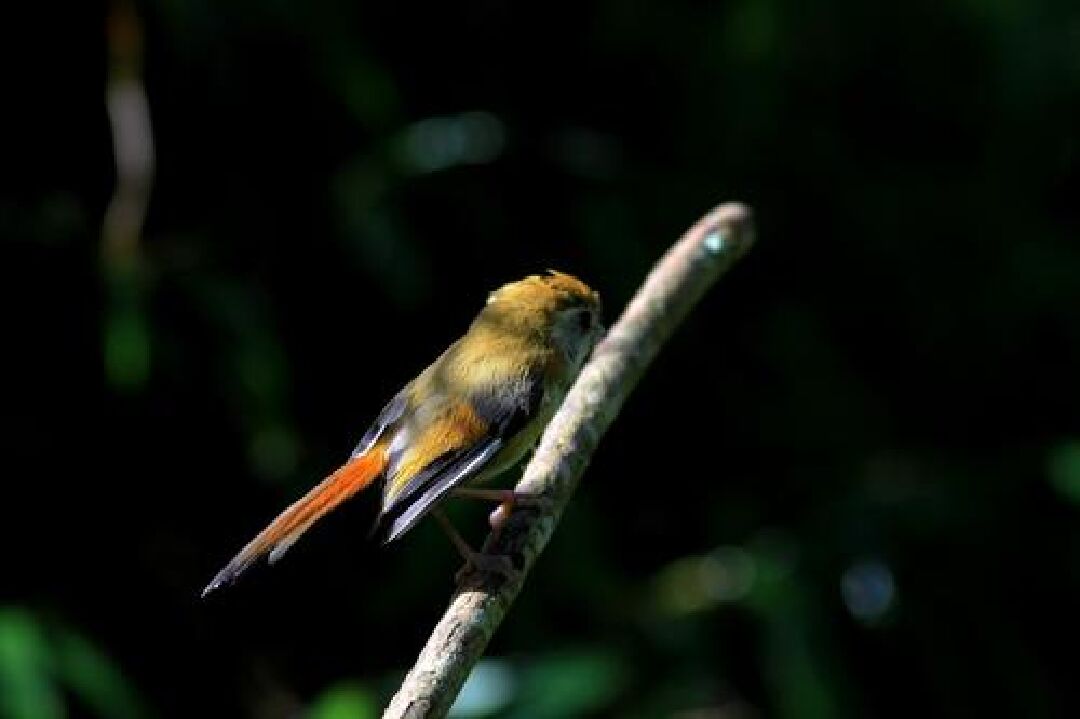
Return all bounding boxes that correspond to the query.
[202,449,387,596]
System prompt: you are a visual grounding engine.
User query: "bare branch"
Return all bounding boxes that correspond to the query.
[102,0,155,391]
[104,0,154,266]
[382,202,756,719]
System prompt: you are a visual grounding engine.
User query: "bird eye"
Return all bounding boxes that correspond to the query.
[577,310,593,331]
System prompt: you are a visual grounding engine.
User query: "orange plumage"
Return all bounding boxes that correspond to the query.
[202,450,387,595]
[202,271,602,595]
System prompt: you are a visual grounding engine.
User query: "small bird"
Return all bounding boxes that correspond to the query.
[202,271,602,596]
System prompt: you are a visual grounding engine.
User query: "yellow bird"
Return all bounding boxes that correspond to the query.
[203,271,602,595]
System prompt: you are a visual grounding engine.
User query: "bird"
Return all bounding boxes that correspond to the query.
[202,271,603,596]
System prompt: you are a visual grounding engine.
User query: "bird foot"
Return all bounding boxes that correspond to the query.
[487,493,555,530]
[455,550,521,585]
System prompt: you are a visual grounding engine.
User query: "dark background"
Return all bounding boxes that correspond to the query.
[4,1,1080,717]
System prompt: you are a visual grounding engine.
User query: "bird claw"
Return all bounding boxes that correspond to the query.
[455,551,521,585]
[513,493,555,511]
[488,493,554,530]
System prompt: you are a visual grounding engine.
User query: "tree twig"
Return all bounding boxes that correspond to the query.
[382,202,756,719]
[104,0,154,265]
[102,0,155,391]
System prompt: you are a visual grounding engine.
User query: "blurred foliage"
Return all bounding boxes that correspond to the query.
[3,0,1079,717]
[1047,441,1080,505]
[448,651,625,719]
[307,682,378,719]
[0,610,148,719]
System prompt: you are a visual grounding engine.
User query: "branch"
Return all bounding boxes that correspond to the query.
[382,202,756,719]
[104,0,154,266]
[102,0,155,391]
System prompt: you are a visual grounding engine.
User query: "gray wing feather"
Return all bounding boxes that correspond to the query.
[380,439,504,543]
[351,392,408,458]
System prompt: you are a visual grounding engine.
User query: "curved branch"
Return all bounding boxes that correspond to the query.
[382,202,756,719]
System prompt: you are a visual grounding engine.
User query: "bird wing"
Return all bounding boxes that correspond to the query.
[375,370,544,544]
[350,391,409,458]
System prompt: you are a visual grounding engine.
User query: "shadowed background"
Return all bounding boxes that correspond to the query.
[3,1,1080,717]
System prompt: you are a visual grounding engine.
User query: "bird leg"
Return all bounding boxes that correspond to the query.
[450,487,554,531]
[432,508,519,583]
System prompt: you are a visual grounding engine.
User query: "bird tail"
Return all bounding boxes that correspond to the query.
[202,449,387,597]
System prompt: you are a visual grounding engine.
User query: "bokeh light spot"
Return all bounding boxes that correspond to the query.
[841,559,896,625]
[450,660,515,717]
[399,112,505,174]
